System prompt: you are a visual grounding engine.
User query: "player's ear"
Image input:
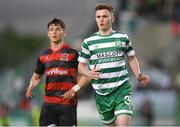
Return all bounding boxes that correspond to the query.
[112,16,115,23]
[47,31,50,38]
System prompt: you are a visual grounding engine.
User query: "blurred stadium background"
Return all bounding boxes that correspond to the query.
[0,0,180,126]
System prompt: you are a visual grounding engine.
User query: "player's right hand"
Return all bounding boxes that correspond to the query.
[26,87,33,98]
[87,65,101,80]
[63,89,76,100]
[137,73,150,87]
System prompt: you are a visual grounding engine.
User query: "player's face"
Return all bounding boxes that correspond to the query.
[95,9,114,31]
[48,24,65,43]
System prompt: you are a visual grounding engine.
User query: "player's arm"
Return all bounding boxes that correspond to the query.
[26,72,41,98]
[63,76,91,100]
[63,62,101,99]
[78,62,100,80]
[127,55,150,86]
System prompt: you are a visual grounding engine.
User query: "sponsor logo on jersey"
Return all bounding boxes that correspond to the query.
[96,51,122,59]
[46,68,68,76]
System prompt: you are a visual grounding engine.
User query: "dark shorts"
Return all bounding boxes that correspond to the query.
[39,103,77,126]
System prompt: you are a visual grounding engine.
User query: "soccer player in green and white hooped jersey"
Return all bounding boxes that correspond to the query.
[64,3,150,127]
[79,31,134,96]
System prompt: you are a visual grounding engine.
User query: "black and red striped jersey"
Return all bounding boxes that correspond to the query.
[35,43,79,106]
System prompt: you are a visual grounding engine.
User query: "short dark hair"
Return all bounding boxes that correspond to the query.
[95,3,113,13]
[47,18,65,30]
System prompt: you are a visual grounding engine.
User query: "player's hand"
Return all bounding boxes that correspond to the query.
[137,73,150,87]
[26,87,33,98]
[63,89,76,100]
[87,65,101,80]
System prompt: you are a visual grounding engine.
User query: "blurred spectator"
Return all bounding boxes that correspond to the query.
[135,0,174,20]
[140,98,154,126]
[19,91,31,111]
[174,72,180,125]
[136,0,157,18]
[136,0,149,17]
[171,0,180,39]
[0,103,10,126]
[156,0,173,20]
[30,101,40,126]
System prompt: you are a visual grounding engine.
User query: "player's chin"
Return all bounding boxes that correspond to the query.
[52,39,61,43]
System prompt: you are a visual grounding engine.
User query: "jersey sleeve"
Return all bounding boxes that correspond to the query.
[78,39,90,63]
[35,56,45,75]
[124,34,135,56]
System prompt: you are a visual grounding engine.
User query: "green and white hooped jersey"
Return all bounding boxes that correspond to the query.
[78,31,135,95]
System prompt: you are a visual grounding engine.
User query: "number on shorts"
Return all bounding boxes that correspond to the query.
[124,95,131,105]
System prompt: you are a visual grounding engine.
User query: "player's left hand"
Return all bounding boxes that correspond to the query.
[63,89,76,100]
[137,73,150,87]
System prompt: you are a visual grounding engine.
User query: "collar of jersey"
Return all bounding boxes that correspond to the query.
[50,43,70,53]
[97,30,114,37]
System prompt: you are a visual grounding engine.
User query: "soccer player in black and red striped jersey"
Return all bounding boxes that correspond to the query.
[26,18,90,126]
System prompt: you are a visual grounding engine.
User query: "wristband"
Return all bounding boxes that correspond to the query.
[72,84,81,92]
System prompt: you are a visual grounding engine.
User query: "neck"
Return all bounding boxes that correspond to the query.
[51,41,63,51]
[98,28,113,36]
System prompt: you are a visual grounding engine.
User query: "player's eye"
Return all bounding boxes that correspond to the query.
[56,28,62,31]
[96,16,101,18]
[49,28,54,31]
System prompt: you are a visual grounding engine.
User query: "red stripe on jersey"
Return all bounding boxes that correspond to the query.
[44,96,77,105]
[45,67,77,77]
[40,53,75,63]
[46,82,74,91]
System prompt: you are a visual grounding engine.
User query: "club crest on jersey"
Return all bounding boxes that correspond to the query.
[115,39,122,47]
[60,53,68,61]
